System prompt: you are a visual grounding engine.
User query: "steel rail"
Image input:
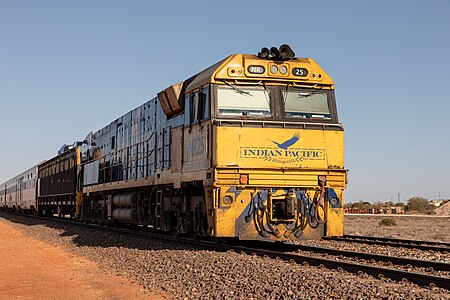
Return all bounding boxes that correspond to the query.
[267,243,450,271]
[341,235,450,247]
[221,244,450,290]
[324,236,450,253]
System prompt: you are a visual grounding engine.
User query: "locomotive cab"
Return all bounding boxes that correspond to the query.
[200,47,347,241]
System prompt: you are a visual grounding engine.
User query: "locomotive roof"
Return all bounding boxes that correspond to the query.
[184,54,334,93]
[184,58,228,93]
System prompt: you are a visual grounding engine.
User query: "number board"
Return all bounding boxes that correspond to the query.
[292,68,308,77]
[247,65,265,74]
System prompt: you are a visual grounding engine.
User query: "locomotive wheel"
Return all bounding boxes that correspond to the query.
[189,228,198,240]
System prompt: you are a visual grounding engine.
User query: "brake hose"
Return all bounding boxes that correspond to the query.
[314,183,328,225]
[293,194,308,233]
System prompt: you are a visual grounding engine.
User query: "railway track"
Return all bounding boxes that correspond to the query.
[2,210,450,290]
[274,243,450,272]
[324,235,450,252]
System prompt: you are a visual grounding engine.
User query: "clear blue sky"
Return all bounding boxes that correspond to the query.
[1,0,449,203]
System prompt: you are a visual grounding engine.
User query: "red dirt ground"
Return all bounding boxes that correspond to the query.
[0,219,170,300]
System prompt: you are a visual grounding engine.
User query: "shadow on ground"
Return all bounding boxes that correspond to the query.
[0,209,206,252]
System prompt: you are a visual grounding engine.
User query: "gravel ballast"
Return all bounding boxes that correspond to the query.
[1,212,449,299]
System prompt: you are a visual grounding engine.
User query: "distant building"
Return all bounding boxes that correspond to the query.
[344,206,405,214]
[430,199,445,207]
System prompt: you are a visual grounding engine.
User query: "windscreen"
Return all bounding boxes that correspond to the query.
[282,88,331,119]
[217,86,271,117]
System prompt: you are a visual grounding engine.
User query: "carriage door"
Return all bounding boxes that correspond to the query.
[17,177,23,208]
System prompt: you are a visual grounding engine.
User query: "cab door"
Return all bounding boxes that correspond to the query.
[182,86,211,173]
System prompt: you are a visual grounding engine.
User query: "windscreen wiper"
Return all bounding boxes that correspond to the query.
[288,83,325,98]
[297,92,313,98]
[297,87,323,98]
[223,81,253,96]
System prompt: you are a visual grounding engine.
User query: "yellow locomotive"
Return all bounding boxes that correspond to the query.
[207,46,346,240]
[6,45,347,241]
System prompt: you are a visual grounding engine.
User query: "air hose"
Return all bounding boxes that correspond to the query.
[264,206,281,238]
[292,194,308,236]
[313,182,328,225]
[250,192,269,238]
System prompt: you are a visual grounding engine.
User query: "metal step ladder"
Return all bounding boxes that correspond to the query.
[155,189,163,230]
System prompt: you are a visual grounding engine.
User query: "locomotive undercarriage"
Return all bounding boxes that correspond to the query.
[79,182,209,237]
[38,194,77,218]
[244,187,328,240]
[2,204,37,214]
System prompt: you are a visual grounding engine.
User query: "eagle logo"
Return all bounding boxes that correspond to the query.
[268,133,300,150]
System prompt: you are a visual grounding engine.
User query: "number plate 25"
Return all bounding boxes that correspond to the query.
[292,68,308,77]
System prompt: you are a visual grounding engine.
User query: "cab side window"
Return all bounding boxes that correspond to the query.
[197,87,209,121]
[184,86,210,125]
[184,93,196,126]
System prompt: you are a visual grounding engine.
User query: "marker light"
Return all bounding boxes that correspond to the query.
[239,174,249,185]
[318,175,327,185]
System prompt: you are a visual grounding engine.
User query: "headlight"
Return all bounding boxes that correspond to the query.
[270,65,278,74]
[223,196,233,205]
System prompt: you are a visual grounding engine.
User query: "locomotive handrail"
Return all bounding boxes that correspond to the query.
[233,80,262,85]
[212,118,344,129]
[292,83,319,88]
[83,131,157,185]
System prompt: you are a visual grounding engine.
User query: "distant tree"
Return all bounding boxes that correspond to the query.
[371,201,383,209]
[394,202,405,207]
[406,197,434,212]
[372,201,395,208]
[384,201,394,207]
[351,201,371,209]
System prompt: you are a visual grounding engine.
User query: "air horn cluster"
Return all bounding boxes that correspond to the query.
[258,44,296,60]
